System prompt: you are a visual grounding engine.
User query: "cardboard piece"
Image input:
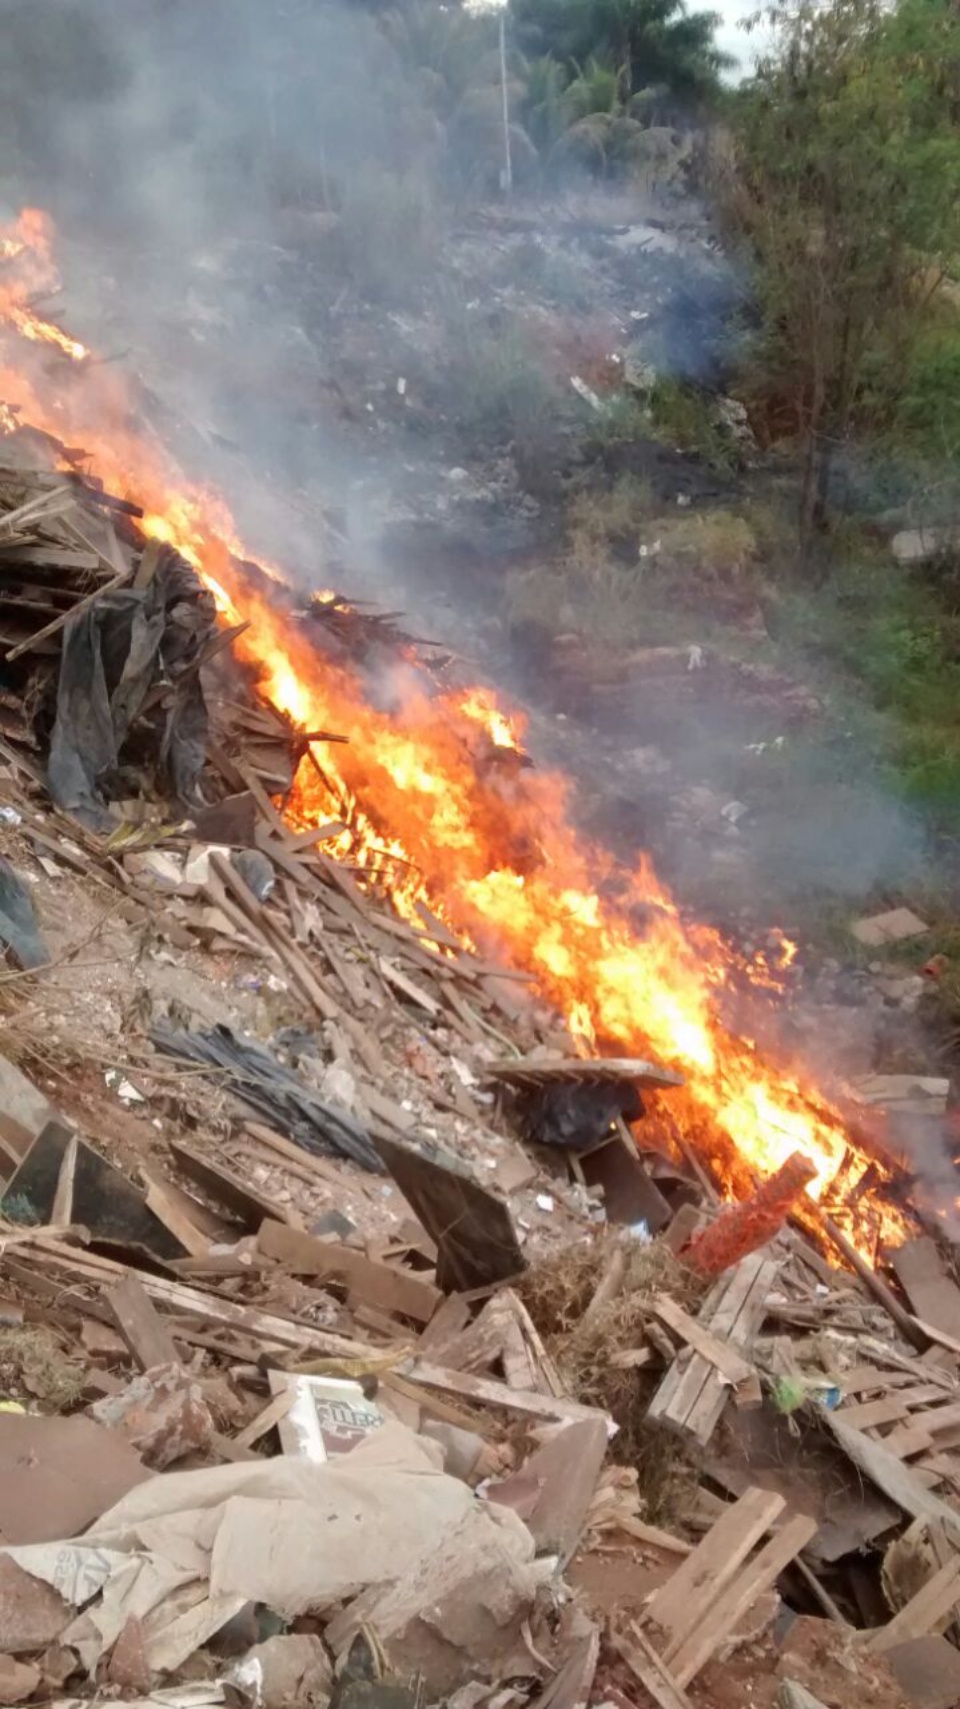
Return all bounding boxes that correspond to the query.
[374,1133,525,1293]
[497,1418,609,1565]
[266,1370,383,1461]
[0,1414,150,1544]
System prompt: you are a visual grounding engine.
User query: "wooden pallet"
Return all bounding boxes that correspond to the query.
[647,1251,779,1447]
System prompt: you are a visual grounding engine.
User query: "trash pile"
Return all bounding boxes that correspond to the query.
[0,460,959,1709]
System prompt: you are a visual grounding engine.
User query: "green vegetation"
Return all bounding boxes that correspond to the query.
[726,0,960,554]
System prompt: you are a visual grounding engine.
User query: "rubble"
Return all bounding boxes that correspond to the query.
[2,468,960,1709]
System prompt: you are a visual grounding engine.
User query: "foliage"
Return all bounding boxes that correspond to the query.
[440,312,566,443]
[649,376,734,468]
[727,0,960,551]
[331,167,438,302]
[512,0,731,103]
[567,473,654,556]
[774,550,960,828]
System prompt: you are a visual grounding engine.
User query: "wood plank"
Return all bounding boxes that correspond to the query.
[19,1233,376,1358]
[824,1413,960,1546]
[168,1140,294,1234]
[891,1239,960,1344]
[141,1171,213,1258]
[610,1627,691,1709]
[868,1557,960,1653]
[667,1513,818,1686]
[107,1274,180,1370]
[840,1395,913,1430]
[646,1487,786,1647]
[233,1388,296,1451]
[241,1122,364,1193]
[404,1356,611,1429]
[257,1218,440,1325]
[648,1254,778,1447]
[653,1294,756,1391]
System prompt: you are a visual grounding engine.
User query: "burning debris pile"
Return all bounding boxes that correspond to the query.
[0,203,959,1706]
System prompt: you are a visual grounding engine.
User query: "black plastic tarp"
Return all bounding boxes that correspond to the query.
[47,554,214,829]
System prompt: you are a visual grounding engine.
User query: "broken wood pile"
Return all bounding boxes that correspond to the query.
[1,990,960,1709]
[1,464,960,1708]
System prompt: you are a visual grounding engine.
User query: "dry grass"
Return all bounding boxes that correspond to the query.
[0,1325,87,1412]
[654,510,758,584]
[567,475,654,563]
[520,1233,708,1523]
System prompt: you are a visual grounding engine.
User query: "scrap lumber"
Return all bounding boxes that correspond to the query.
[139,1167,219,1257]
[824,1412,960,1547]
[818,1214,928,1351]
[506,1417,609,1563]
[646,1488,787,1642]
[610,1625,692,1709]
[652,1293,757,1397]
[168,1139,297,1234]
[643,1488,817,1688]
[402,1355,612,1430]
[867,1556,960,1653]
[889,1238,960,1345]
[648,1252,778,1447]
[480,1057,684,1090]
[256,1218,441,1325]
[669,1514,816,1685]
[13,1232,378,1359]
[107,1275,181,1370]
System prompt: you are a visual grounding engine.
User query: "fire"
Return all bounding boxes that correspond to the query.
[0,210,913,1253]
[0,209,87,363]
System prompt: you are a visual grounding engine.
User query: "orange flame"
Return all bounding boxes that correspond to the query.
[0,209,87,363]
[0,209,912,1253]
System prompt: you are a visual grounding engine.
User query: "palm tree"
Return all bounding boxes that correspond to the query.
[511,0,731,104]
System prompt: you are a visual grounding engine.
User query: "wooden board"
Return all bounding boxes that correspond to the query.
[373,1132,525,1293]
[824,1413,960,1548]
[666,1512,817,1686]
[107,1275,180,1370]
[646,1487,786,1645]
[648,1253,778,1447]
[890,1239,960,1345]
[653,1294,756,1392]
[868,1557,960,1654]
[257,1218,441,1325]
[168,1140,294,1234]
[481,1056,683,1089]
[404,1356,611,1429]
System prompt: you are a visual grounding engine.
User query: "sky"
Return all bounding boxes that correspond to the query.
[714,0,768,75]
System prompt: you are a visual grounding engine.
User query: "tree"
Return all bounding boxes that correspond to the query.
[729,0,960,557]
[512,0,730,105]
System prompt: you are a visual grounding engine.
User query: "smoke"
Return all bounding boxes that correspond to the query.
[0,2,940,929]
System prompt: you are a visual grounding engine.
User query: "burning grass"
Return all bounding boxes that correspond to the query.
[520,1233,707,1522]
